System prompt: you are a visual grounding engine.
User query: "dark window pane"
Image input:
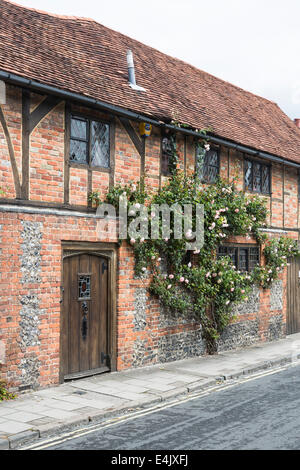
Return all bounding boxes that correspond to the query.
[219,245,259,272]
[161,152,169,175]
[245,160,252,190]
[161,135,175,175]
[78,275,91,299]
[261,165,270,194]
[196,145,206,180]
[70,139,88,163]
[239,248,248,272]
[91,121,110,168]
[218,246,237,268]
[228,247,237,267]
[249,247,260,271]
[218,246,228,257]
[200,148,219,183]
[208,150,218,167]
[206,165,218,183]
[162,136,173,155]
[71,118,87,140]
[253,163,262,192]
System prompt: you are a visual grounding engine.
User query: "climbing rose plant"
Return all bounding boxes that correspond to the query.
[97,151,300,352]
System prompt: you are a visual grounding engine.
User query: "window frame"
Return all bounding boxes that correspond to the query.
[217,244,260,272]
[244,156,271,195]
[195,144,220,184]
[69,113,111,171]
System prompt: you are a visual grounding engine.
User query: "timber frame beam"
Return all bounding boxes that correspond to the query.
[119,117,145,177]
[21,90,62,199]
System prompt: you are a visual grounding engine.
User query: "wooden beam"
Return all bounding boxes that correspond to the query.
[0,106,21,198]
[29,95,61,133]
[119,117,144,157]
[21,91,62,200]
[64,103,71,204]
[109,120,116,189]
[21,90,30,199]
[140,137,145,179]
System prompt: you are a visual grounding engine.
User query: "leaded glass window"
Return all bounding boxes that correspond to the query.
[239,248,248,272]
[244,158,270,194]
[91,121,110,167]
[78,275,91,299]
[196,146,219,183]
[218,245,259,272]
[70,117,88,164]
[218,246,237,266]
[244,160,252,190]
[70,116,110,168]
[249,247,260,271]
[262,165,270,194]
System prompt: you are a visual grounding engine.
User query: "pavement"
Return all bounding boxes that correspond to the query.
[1,332,300,450]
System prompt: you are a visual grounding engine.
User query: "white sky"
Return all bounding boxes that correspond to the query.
[13,0,300,120]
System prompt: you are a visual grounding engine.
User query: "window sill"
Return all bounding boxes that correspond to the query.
[244,188,271,197]
[69,161,111,173]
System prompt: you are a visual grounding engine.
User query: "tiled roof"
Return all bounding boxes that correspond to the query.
[1,0,300,162]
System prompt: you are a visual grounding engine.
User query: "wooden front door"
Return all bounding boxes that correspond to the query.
[287,256,300,334]
[61,252,111,380]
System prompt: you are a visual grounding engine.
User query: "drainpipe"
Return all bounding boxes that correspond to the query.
[0,69,299,169]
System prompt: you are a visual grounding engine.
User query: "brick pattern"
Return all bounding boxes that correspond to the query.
[0,84,299,390]
[30,102,65,203]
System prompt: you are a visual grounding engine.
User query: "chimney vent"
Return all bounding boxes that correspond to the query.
[294,118,300,129]
[126,50,146,92]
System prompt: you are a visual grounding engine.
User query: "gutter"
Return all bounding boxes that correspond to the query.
[1,70,299,169]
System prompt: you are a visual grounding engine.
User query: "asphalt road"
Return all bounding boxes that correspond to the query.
[39,364,300,450]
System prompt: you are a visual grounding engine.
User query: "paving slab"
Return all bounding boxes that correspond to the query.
[3,411,44,423]
[0,421,34,435]
[1,332,300,449]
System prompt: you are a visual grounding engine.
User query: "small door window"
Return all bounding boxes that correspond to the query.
[78,274,91,300]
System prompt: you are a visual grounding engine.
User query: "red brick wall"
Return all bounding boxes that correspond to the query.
[0,84,299,390]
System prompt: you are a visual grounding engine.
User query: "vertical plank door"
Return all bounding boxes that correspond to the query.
[61,252,110,380]
[287,256,300,334]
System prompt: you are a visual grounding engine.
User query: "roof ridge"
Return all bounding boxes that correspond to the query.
[1,0,278,108]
